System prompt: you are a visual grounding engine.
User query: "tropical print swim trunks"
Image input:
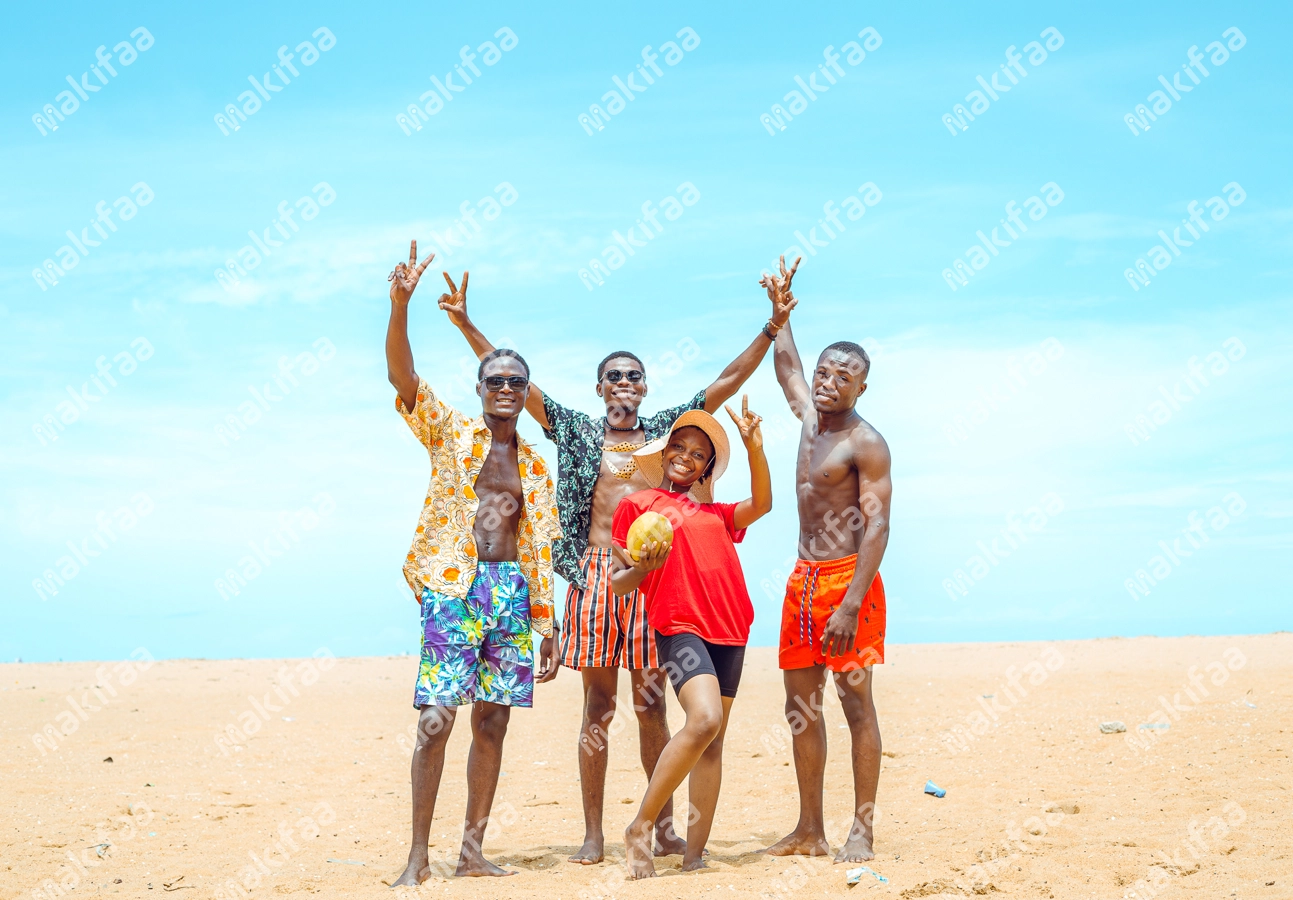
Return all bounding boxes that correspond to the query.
[414,561,535,708]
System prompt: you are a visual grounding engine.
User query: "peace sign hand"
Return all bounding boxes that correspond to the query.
[724,394,764,450]
[438,271,470,328]
[758,254,801,328]
[388,240,435,306]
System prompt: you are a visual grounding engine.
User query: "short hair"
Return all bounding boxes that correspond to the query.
[820,341,870,380]
[596,350,645,381]
[478,348,530,381]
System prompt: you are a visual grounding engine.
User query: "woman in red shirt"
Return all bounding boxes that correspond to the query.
[609,398,772,879]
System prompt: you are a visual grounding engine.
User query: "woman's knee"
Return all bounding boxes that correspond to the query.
[684,706,723,744]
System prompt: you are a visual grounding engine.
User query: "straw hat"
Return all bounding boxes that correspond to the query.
[633,409,730,504]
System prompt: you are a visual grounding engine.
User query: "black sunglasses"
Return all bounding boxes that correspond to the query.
[603,369,644,384]
[481,375,529,391]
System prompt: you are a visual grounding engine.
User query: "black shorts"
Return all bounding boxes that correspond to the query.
[655,631,746,698]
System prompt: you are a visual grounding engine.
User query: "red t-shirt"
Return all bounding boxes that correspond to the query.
[611,488,752,645]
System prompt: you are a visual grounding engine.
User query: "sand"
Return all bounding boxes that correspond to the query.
[3,634,1289,899]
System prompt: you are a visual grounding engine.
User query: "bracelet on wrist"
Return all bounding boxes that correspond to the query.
[762,321,780,340]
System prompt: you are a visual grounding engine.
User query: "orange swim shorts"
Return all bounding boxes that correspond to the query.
[778,555,885,671]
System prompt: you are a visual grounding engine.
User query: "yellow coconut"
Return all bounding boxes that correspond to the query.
[626,511,674,562]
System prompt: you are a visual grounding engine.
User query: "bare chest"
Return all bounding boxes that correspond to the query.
[476,440,522,505]
[796,430,857,494]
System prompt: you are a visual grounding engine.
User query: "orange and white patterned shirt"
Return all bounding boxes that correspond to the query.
[397,379,561,637]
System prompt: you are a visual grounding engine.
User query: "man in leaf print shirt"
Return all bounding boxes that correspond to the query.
[386,242,561,884]
[437,268,797,863]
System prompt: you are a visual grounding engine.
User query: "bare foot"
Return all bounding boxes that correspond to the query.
[834,832,875,863]
[391,858,428,887]
[681,857,709,872]
[765,829,831,857]
[624,821,657,880]
[455,851,515,877]
[568,835,604,865]
[653,827,687,857]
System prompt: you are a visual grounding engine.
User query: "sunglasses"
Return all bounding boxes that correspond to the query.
[603,369,644,384]
[481,375,530,391]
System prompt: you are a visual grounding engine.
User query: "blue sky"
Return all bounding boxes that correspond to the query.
[2,1,1289,663]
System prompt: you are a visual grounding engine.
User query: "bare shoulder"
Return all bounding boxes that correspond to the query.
[849,417,890,473]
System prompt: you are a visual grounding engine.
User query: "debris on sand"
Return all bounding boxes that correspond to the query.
[923,780,946,798]
[1099,721,1126,734]
[846,865,889,884]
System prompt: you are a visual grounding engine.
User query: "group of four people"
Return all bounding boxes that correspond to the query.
[383,242,892,883]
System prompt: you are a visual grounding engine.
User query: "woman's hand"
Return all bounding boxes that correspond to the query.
[724,394,764,452]
[631,539,672,573]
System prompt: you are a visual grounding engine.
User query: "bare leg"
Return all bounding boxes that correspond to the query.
[766,666,831,857]
[624,675,724,880]
[392,706,458,887]
[833,666,881,863]
[569,667,618,864]
[455,702,515,877]
[629,667,686,856]
[680,697,734,871]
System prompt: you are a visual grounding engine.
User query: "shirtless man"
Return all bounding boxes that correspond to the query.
[438,272,795,863]
[386,242,562,883]
[763,257,893,863]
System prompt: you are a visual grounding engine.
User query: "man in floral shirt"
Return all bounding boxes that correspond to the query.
[437,268,797,863]
[386,243,561,884]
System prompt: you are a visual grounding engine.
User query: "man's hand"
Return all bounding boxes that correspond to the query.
[630,540,672,573]
[536,625,560,683]
[760,254,801,329]
[724,394,764,451]
[438,271,470,328]
[821,604,860,658]
[389,240,435,305]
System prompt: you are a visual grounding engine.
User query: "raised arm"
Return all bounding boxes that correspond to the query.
[701,257,799,412]
[763,257,811,418]
[725,396,772,530]
[821,431,893,658]
[386,240,436,411]
[438,271,550,430]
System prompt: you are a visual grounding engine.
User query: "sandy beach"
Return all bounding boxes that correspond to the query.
[3,634,1289,899]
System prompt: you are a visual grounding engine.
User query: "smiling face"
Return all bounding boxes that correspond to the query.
[595,355,647,415]
[811,350,868,414]
[476,356,530,419]
[661,426,715,490]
